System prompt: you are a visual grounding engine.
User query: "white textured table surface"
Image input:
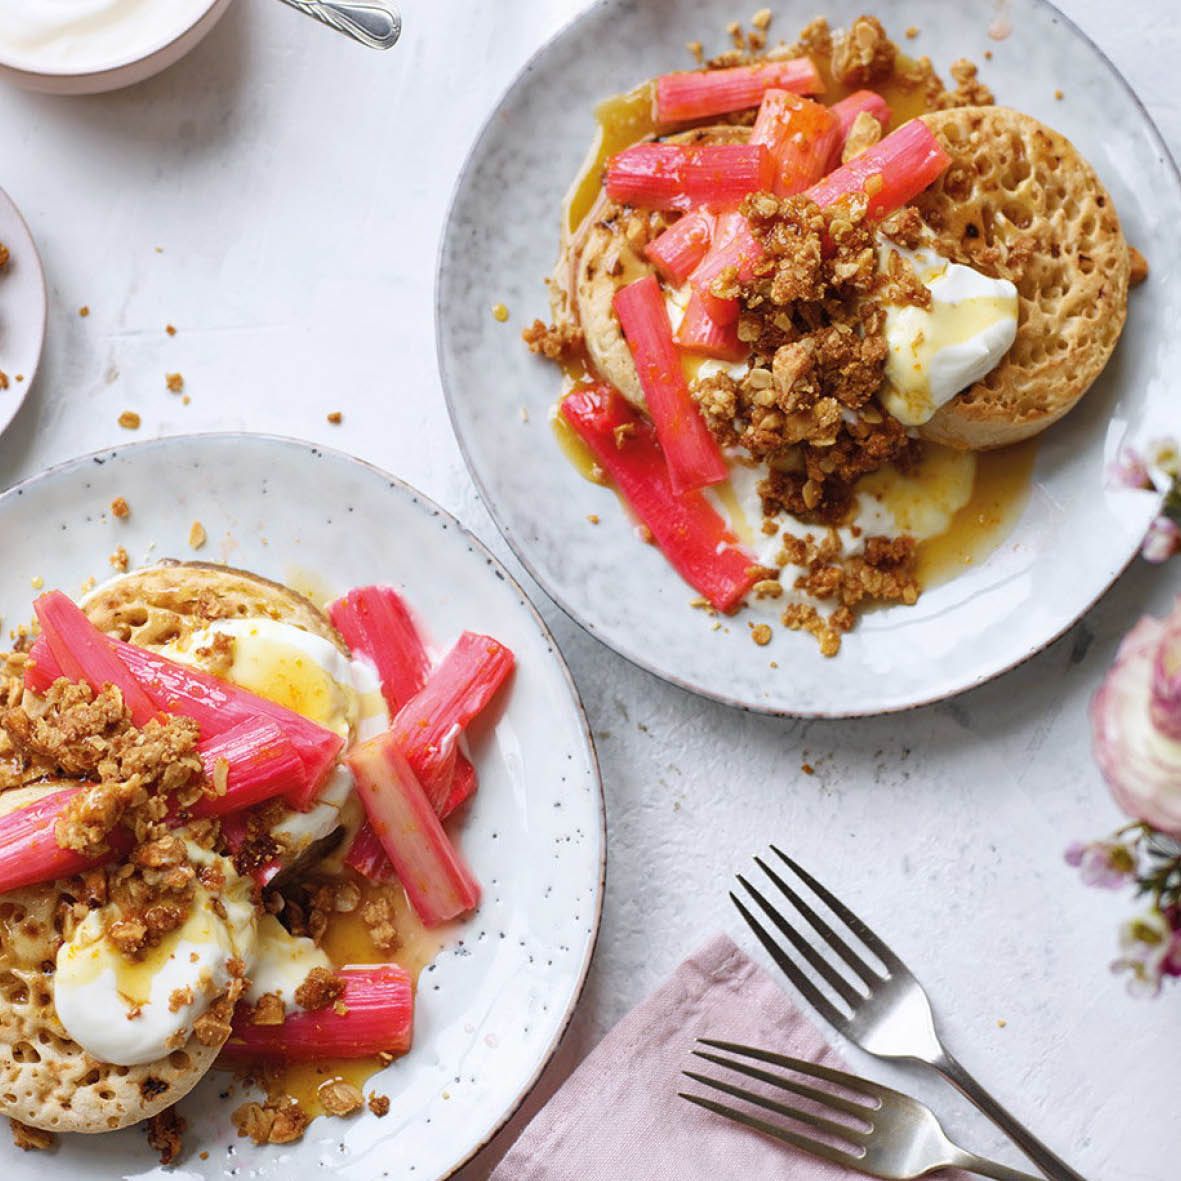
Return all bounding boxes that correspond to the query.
[0,2,1177,1177]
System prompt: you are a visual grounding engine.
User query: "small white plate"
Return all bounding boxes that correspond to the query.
[0,434,605,1180]
[437,0,1179,716]
[0,186,46,440]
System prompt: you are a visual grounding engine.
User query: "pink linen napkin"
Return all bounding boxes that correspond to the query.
[492,933,969,1180]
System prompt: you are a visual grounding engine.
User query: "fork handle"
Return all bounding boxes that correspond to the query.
[951,1150,1050,1181]
[934,1051,1088,1181]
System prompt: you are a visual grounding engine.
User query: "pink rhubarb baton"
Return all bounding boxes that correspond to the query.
[605,142,773,211]
[674,290,747,360]
[645,210,715,284]
[687,213,764,327]
[750,90,839,196]
[347,733,481,926]
[190,718,306,819]
[220,965,413,1061]
[390,631,515,814]
[806,117,950,223]
[33,592,157,726]
[0,786,129,894]
[560,384,758,613]
[343,821,399,884]
[655,57,824,123]
[327,585,429,717]
[613,274,728,494]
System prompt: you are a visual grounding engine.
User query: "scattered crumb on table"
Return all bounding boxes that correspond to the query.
[189,521,207,550]
[118,410,141,430]
[111,496,130,519]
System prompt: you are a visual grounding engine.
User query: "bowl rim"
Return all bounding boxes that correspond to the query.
[435,0,1179,721]
[0,429,608,1179]
[0,0,229,81]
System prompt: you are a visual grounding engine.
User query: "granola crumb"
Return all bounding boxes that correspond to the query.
[78,305,90,318]
[165,324,177,336]
[983,49,993,60]
[586,514,599,525]
[10,1119,54,1151]
[0,371,8,391]
[232,1098,309,1146]
[368,1093,391,1117]
[29,575,43,590]
[118,410,141,430]
[294,966,345,1011]
[14,374,23,383]
[751,8,771,31]
[997,1018,1008,1028]
[521,319,583,362]
[319,1079,364,1117]
[491,303,509,322]
[146,1106,185,1165]
[109,546,129,572]
[1054,88,1064,100]
[188,521,207,550]
[326,411,343,424]
[250,992,286,1026]
[686,40,703,63]
[111,496,130,519]
[181,394,191,406]
[1129,247,1149,287]
[905,25,919,38]
[750,623,772,646]
[165,372,184,394]
[801,762,815,775]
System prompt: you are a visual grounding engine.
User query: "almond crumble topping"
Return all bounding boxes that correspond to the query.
[368,1092,391,1117]
[9,1118,54,1151]
[145,1106,185,1165]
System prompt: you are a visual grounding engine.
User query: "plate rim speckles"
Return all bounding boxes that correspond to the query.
[0,184,47,442]
[436,0,1178,718]
[0,432,606,1180]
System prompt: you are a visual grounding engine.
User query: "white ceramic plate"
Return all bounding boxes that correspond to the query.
[0,186,46,439]
[437,0,1179,717]
[0,434,604,1180]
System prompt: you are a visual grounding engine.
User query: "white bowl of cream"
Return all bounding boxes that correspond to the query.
[0,0,233,95]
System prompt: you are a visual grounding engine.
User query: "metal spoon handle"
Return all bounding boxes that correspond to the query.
[274,0,401,50]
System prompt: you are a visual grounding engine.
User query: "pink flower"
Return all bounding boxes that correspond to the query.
[1109,447,1151,490]
[1064,840,1134,889]
[1142,516,1181,563]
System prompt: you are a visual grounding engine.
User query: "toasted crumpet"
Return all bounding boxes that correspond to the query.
[911,106,1130,449]
[0,788,226,1134]
[81,561,346,653]
[565,125,750,409]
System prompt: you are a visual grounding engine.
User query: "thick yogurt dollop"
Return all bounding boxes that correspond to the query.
[0,0,213,73]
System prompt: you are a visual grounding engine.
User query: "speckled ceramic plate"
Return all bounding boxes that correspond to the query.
[0,434,605,1180]
[0,186,46,439]
[437,0,1179,716]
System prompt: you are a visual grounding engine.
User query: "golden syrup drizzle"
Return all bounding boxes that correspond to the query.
[550,402,605,485]
[565,82,657,234]
[260,873,452,1118]
[812,51,937,130]
[915,438,1038,587]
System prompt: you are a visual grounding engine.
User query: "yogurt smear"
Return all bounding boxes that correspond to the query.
[0,0,213,74]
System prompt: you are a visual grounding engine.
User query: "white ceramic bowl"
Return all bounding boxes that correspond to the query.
[0,0,233,96]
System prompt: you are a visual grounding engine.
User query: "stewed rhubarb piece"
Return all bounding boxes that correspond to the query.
[33,592,157,726]
[645,210,715,284]
[390,631,515,814]
[343,821,399,884]
[806,117,950,222]
[829,89,892,141]
[613,275,728,494]
[674,290,747,361]
[655,57,823,123]
[750,89,839,196]
[190,718,306,819]
[0,786,130,894]
[560,383,757,613]
[605,142,773,212]
[687,213,764,327]
[348,733,481,926]
[220,965,413,1061]
[327,585,429,716]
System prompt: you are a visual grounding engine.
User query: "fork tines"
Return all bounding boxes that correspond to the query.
[730,846,905,1029]
[679,1039,878,1171]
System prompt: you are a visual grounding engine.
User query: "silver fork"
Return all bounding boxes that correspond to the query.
[681,1039,1042,1180]
[731,848,1087,1181]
